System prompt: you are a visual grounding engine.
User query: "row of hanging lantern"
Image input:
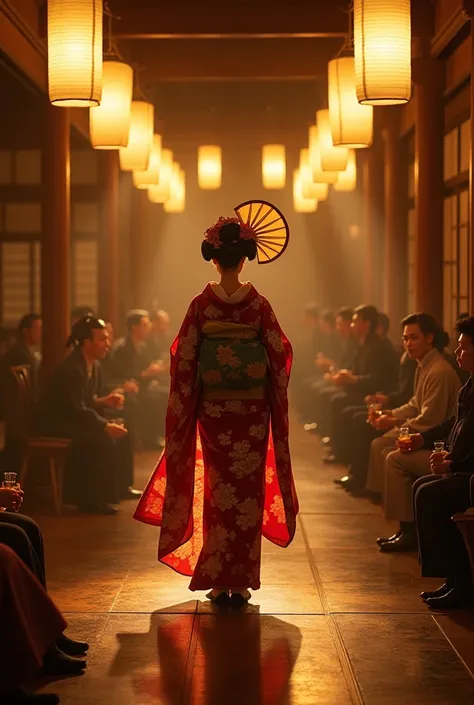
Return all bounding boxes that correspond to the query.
[46,0,185,213]
[196,143,286,191]
[295,0,411,212]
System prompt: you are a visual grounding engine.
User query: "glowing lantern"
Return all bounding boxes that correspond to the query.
[133,135,162,188]
[354,0,411,105]
[334,150,357,192]
[119,101,154,172]
[328,57,374,148]
[164,166,186,213]
[48,0,103,107]
[148,149,174,204]
[89,60,133,149]
[308,126,338,184]
[293,170,318,213]
[262,145,286,189]
[299,149,329,201]
[317,110,349,172]
[198,145,222,190]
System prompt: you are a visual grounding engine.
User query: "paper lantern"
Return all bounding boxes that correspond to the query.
[164,166,186,213]
[198,145,222,190]
[317,110,349,172]
[299,149,329,201]
[293,170,317,213]
[148,148,173,204]
[354,0,411,105]
[262,145,286,189]
[308,126,338,184]
[328,57,374,148]
[48,0,103,107]
[133,135,162,188]
[90,61,133,149]
[119,101,154,172]
[334,150,357,192]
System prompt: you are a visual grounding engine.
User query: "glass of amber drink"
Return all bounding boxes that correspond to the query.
[398,427,411,449]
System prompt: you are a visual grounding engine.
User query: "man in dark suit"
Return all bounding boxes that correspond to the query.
[37,316,139,515]
[110,310,168,448]
[408,315,474,609]
[324,305,399,463]
[0,314,43,473]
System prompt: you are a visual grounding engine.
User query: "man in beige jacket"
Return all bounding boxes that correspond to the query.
[364,313,461,552]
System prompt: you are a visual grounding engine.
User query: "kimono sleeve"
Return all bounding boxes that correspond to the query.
[260,298,292,401]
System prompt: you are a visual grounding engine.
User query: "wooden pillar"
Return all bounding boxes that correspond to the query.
[130,188,150,308]
[382,108,407,331]
[100,152,120,330]
[361,135,384,306]
[412,57,444,320]
[41,104,70,385]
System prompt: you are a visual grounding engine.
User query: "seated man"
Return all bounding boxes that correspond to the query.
[335,349,417,492]
[37,316,138,515]
[0,314,43,474]
[110,310,168,448]
[323,304,399,463]
[145,308,171,363]
[364,313,461,551]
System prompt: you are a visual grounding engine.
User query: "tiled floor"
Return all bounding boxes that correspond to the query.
[30,425,474,704]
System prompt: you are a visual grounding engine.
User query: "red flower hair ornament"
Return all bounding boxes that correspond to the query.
[204,216,257,250]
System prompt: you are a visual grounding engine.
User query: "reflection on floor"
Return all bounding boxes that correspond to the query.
[31,425,474,704]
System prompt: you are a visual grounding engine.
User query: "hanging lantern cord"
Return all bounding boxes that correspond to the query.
[336,1,354,57]
[103,2,124,59]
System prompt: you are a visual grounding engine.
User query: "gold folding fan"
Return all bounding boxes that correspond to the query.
[234,200,290,264]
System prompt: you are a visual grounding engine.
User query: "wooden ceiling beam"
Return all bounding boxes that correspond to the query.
[128,38,340,83]
[112,2,349,39]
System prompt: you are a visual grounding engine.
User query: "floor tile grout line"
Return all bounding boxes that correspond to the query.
[107,570,131,614]
[431,614,474,681]
[298,514,365,705]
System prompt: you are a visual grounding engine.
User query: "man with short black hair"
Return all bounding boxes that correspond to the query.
[37,316,139,514]
[410,314,474,608]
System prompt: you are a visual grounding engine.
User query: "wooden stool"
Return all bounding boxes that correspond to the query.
[19,437,71,515]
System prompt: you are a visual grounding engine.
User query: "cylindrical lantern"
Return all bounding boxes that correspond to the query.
[354,0,411,105]
[148,148,173,203]
[119,101,154,172]
[262,145,286,189]
[198,145,222,190]
[90,60,133,149]
[308,126,338,184]
[48,0,103,107]
[299,149,329,201]
[317,110,349,172]
[164,166,186,213]
[334,150,357,192]
[328,57,374,148]
[293,169,318,213]
[133,134,162,188]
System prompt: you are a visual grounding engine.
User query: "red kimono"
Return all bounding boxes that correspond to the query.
[134,283,298,591]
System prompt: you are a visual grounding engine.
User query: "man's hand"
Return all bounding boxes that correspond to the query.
[315,356,335,373]
[333,369,356,386]
[123,380,139,395]
[0,487,24,512]
[397,432,424,454]
[373,414,397,431]
[430,451,452,475]
[102,392,125,410]
[365,393,389,407]
[104,423,128,440]
[141,362,163,378]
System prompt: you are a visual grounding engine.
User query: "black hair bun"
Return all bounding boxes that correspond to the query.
[245,238,257,261]
[219,222,241,245]
[201,240,216,262]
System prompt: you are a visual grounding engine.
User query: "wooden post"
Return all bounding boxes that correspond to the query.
[412,57,444,319]
[361,135,385,306]
[101,151,120,329]
[41,103,70,384]
[382,107,407,331]
[130,188,150,309]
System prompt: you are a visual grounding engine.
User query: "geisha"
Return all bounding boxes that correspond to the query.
[134,201,299,607]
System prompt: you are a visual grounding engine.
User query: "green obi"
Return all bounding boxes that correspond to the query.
[199,321,268,390]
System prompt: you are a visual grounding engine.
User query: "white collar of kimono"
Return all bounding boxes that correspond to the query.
[210,281,251,303]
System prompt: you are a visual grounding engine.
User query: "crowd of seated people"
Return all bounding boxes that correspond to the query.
[295,303,474,609]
